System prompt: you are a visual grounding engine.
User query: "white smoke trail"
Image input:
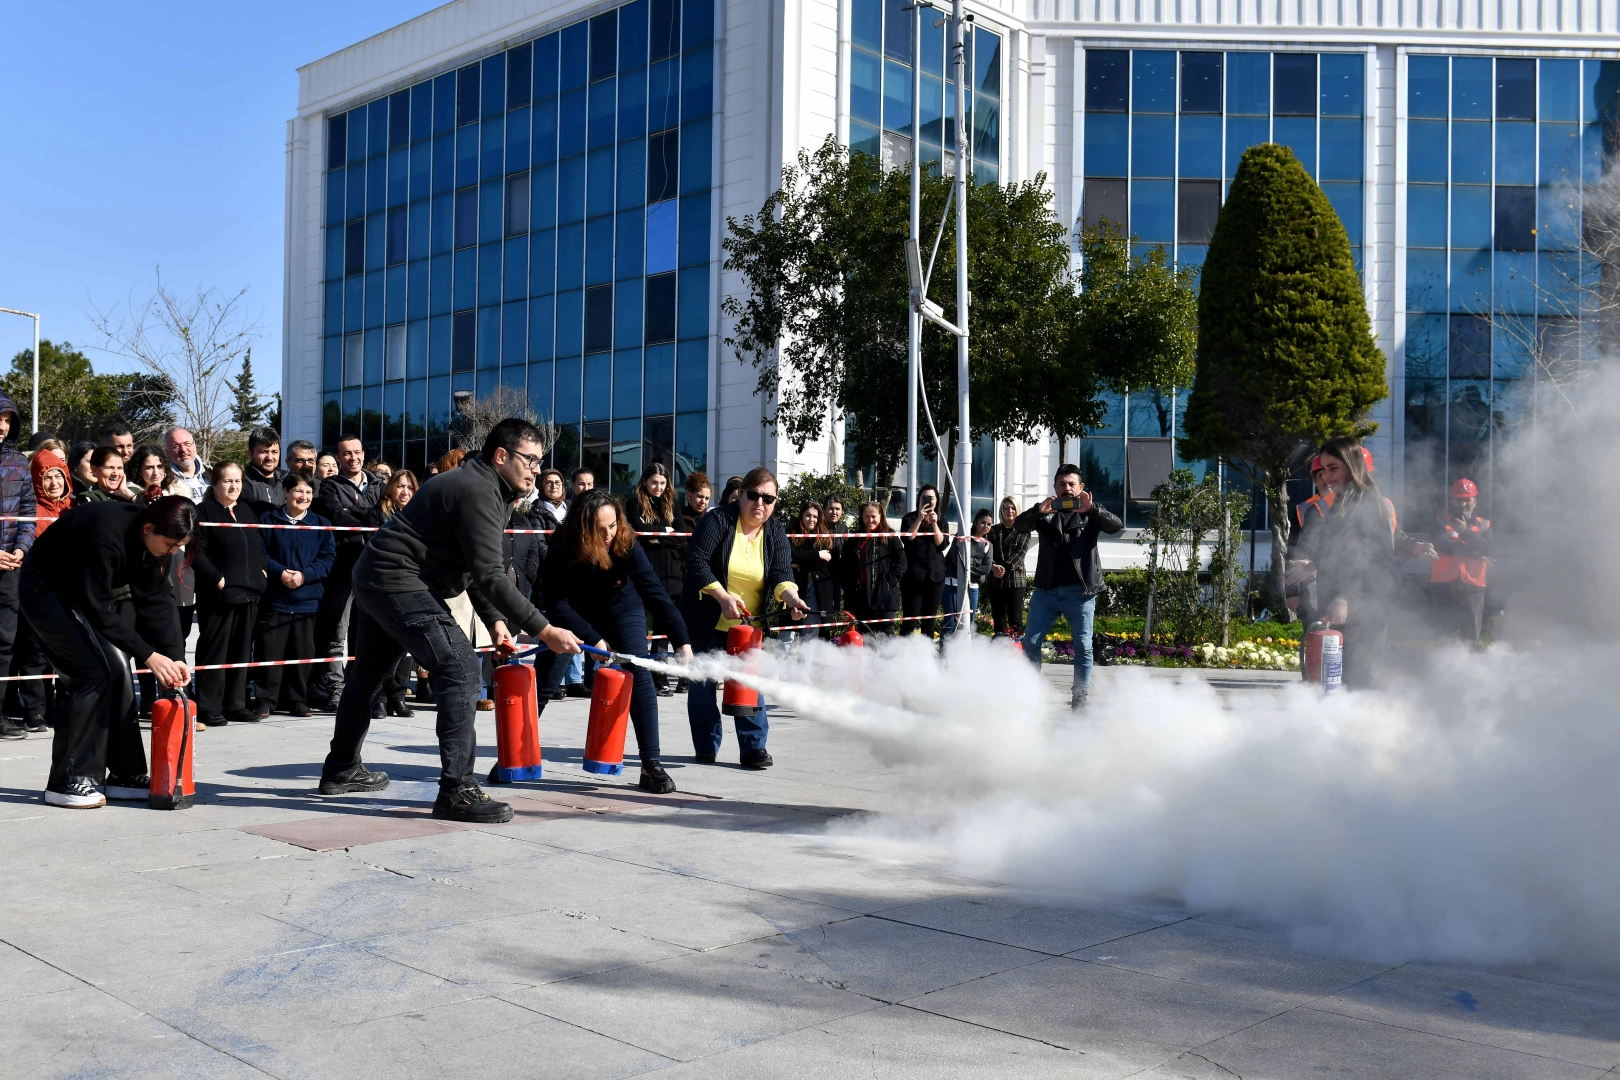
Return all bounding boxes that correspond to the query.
[655,371,1620,970]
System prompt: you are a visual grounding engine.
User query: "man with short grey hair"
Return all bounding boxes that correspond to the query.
[163,427,208,504]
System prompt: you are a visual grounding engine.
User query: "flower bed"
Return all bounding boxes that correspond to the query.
[1042,632,1301,670]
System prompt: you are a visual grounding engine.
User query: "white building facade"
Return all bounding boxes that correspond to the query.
[283,0,1620,540]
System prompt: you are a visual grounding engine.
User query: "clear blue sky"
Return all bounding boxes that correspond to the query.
[0,1,444,387]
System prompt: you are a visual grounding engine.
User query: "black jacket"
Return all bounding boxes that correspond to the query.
[790,536,838,598]
[356,455,550,636]
[314,470,379,559]
[899,510,952,585]
[681,501,794,638]
[20,501,183,662]
[987,522,1031,590]
[505,504,546,597]
[539,542,690,650]
[837,533,907,613]
[191,498,268,607]
[242,463,286,516]
[627,499,686,602]
[1014,501,1124,594]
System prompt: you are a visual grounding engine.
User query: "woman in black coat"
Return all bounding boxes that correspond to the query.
[838,501,907,633]
[537,489,692,793]
[788,502,837,637]
[192,462,268,727]
[985,496,1032,637]
[22,497,194,808]
[626,464,686,693]
[899,484,952,638]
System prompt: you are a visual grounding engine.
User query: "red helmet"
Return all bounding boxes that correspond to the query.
[1450,478,1478,498]
[1309,455,1324,475]
[1361,447,1375,472]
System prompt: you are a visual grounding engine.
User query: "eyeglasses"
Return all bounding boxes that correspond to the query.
[744,489,778,505]
[542,476,563,487]
[508,449,544,472]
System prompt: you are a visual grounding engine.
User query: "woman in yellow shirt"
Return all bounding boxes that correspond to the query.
[680,468,811,768]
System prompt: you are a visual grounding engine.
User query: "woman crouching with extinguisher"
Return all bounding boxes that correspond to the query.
[537,489,693,793]
[1290,436,1397,690]
[22,496,195,807]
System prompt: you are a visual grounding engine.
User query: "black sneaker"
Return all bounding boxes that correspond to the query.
[386,700,415,718]
[289,703,313,718]
[204,715,229,727]
[657,685,675,697]
[255,703,274,720]
[564,683,591,699]
[23,714,47,733]
[432,783,513,823]
[228,710,262,724]
[693,751,717,764]
[44,777,105,808]
[0,717,25,740]
[638,761,675,794]
[740,748,774,769]
[105,775,152,800]
[318,765,390,795]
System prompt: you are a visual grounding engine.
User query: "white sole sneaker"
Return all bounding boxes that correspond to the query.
[43,789,106,808]
[105,785,149,800]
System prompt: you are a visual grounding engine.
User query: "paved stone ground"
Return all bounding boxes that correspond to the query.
[1,664,1617,1079]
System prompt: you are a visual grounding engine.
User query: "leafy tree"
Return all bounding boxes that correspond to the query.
[229,347,266,429]
[1074,224,1199,397]
[1137,469,1249,647]
[776,471,871,528]
[266,392,283,435]
[1180,144,1386,618]
[2,340,120,442]
[723,137,1090,500]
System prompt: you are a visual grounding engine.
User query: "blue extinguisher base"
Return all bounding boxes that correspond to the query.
[493,764,545,783]
[582,759,624,776]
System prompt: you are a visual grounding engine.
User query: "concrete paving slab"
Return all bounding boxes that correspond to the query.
[500,948,882,1061]
[242,812,467,850]
[1314,962,1620,1068]
[1194,1005,1605,1079]
[877,892,1191,955]
[0,940,85,1003]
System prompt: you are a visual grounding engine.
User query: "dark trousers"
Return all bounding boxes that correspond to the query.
[1436,582,1486,644]
[687,623,768,757]
[312,566,355,700]
[536,610,662,759]
[12,615,52,720]
[900,579,944,638]
[256,610,316,709]
[1339,619,1387,691]
[324,586,482,792]
[846,597,898,634]
[23,589,145,787]
[196,600,258,721]
[987,582,1025,635]
[0,569,20,702]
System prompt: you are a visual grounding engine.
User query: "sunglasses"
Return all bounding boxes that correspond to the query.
[744,489,777,505]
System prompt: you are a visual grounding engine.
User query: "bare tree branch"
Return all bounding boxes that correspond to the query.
[452,385,556,458]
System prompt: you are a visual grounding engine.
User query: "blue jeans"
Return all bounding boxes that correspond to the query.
[687,624,769,758]
[940,582,979,635]
[1022,586,1097,694]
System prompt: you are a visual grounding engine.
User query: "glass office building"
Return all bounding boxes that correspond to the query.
[286,0,1616,545]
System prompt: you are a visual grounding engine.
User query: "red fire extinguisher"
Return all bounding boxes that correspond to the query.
[583,664,634,775]
[489,658,543,783]
[1304,622,1343,691]
[149,686,196,810]
[721,623,764,717]
[835,622,864,691]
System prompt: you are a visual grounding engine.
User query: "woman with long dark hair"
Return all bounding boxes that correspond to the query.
[789,502,836,633]
[985,496,1031,637]
[538,489,692,792]
[838,501,906,633]
[627,463,685,693]
[1292,435,1398,689]
[192,461,268,727]
[899,485,952,638]
[22,496,194,807]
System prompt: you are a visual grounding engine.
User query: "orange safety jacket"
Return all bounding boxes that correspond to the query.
[1430,514,1491,587]
[1294,490,1399,535]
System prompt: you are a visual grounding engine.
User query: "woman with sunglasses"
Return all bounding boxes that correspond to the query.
[681,468,811,768]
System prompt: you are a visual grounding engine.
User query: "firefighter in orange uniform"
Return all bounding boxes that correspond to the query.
[1430,478,1491,645]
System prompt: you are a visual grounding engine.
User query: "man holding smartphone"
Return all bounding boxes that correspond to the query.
[1015,463,1123,710]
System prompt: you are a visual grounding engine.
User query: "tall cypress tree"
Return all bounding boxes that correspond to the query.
[1180,143,1387,617]
[229,347,264,430]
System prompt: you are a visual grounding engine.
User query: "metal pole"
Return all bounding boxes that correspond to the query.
[951,0,970,630]
[906,1,922,511]
[0,309,40,434]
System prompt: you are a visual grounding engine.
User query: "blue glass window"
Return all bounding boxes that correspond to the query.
[557,222,584,291]
[1406,249,1447,311]
[478,243,502,303]
[620,0,649,69]
[1448,314,1490,377]
[644,342,675,413]
[677,267,708,339]
[1493,319,1533,378]
[1540,59,1579,121]
[852,0,880,51]
[1494,121,1534,185]
[1405,312,1447,378]
[1177,180,1221,244]
[590,11,618,82]
[647,200,677,273]
[850,122,879,161]
[1132,52,1176,113]
[533,97,558,164]
[1450,121,1490,184]
[479,181,503,244]
[432,73,456,135]
[607,145,641,218]
[1178,115,1222,178]
[1083,113,1128,176]
[556,289,583,357]
[1226,51,1269,114]
[585,216,615,285]
[1496,58,1535,121]
[408,259,429,319]
[1321,182,1362,245]
[1493,250,1535,311]
[1082,179,1126,234]
[327,228,345,280]
[675,411,706,472]
[453,248,476,310]
[1538,185,1580,250]
[452,310,475,370]
[1225,115,1268,178]
[589,80,617,149]
[346,106,367,166]
[429,314,452,375]
[619,66,647,139]
[1495,186,1535,251]
[388,147,408,206]
[502,300,527,363]
[1450,248,1490,312]
[676,339,708,410]
[325,282,343,336]
[1452,57,1492,119]
[1129,179,1174,243]
[529,295,554,360]
[365,211,386,271]
[677,194,709,267]
[558,156,585,223]
[561,23,588,91]
[328,114,347,169]
[615,277,643,346]
[345,276,363,333]
[367,157,386,213]
[1409,56,1448,119]
[648,130,678,202]
[389,91,411,151]
[386,208,407,265]
[1272,117,1316,175]
[507,42,533,109]
[559,90,586,158]
[1320,53,1363,116]
[1086,50,1128,111]
[972,97,999,167]
[555,357,582,424]
[456,124,478,185]
[345,220,365,275]
[458,65,481,127]
[974,27,1000,93]
[506,106,530,171]
[645,272,676,343]
[584,356,611,419]
[1273,54,1316,116]
[531,162,557,228]
[432,133,454,195]
[683,46,713,121]
[614,349,643,419]
[649,57,680,132]
[326,168,345,227]
[682,0,710,49]
[364,271,385,328]
[681,119,711,193]
[616,208,645,278]
[1407,184,1447,248]
[530,229,556,295]
[587,148,617,219]
[503,237,528,300]
[369,99,389,155]
[920,75,945,143]
[1451,185,1491,249]
[430,254,451,314]
[884,59,912,135]
[1407,120,1449,183]
[410,141,431,201]
[505,173,530,236]
[482,54,506,118]
[1180,52,1221,114]
[1319,118,1361,181]
[1539,121,1580,187]
[1131,114,1174,177]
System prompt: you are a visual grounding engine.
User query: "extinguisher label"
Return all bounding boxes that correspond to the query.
[1321,637,1342,691]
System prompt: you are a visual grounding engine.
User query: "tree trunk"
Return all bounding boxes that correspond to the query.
[1267,479,1293,624]
[1219,498,1231,646]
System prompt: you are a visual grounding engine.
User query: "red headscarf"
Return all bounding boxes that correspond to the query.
[30,449,73,533]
